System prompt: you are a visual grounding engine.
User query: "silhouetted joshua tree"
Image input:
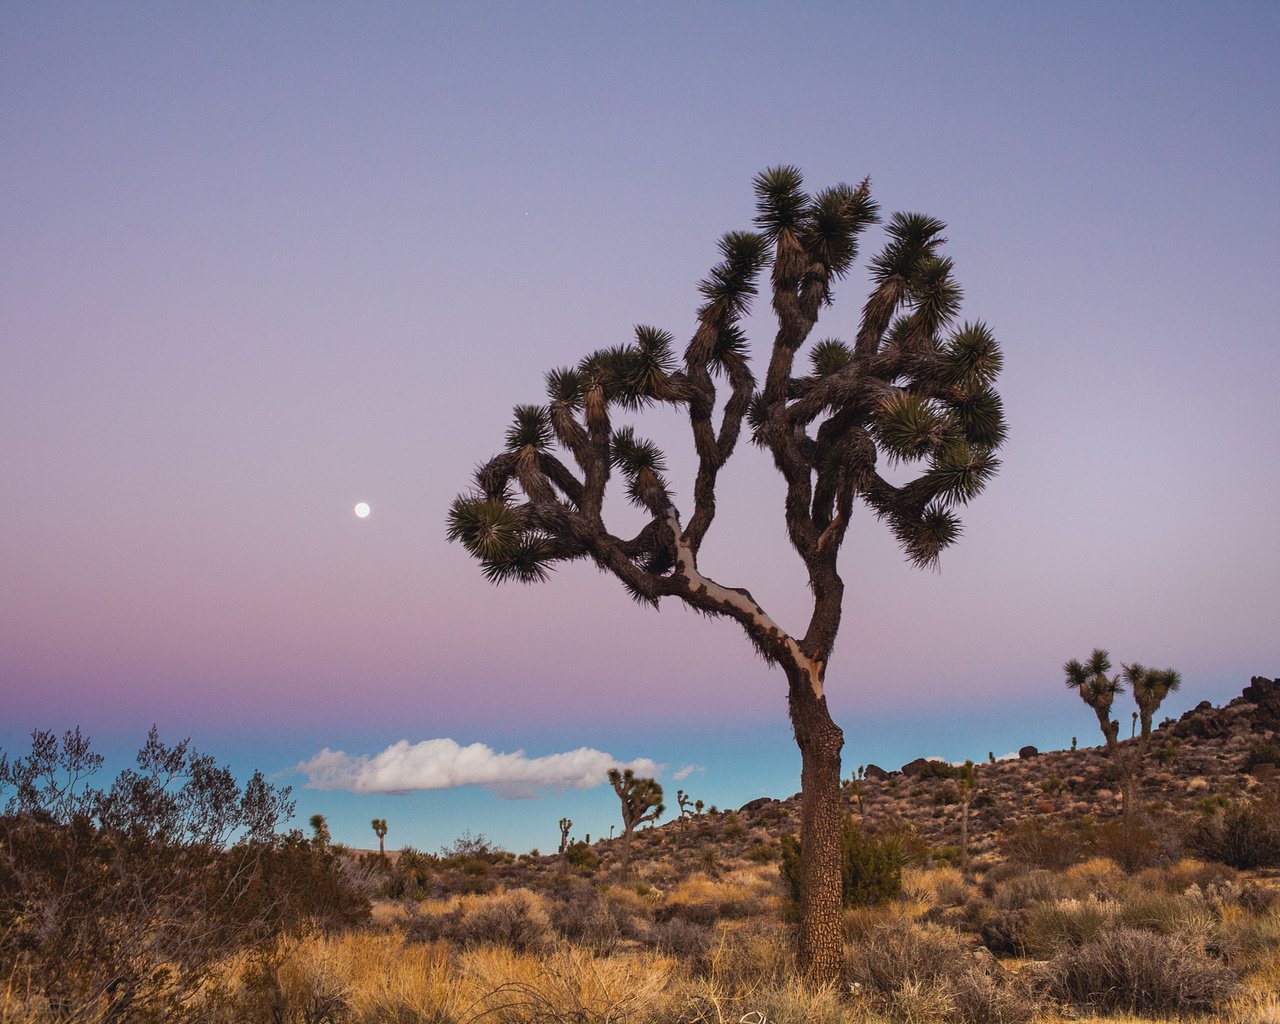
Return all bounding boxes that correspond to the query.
[608,768,664,874]
[448,168,1007,981]
[1126,663,1182,743]
[558,816,572,854]
[1065,648,1181,868]
[371,818,388,856]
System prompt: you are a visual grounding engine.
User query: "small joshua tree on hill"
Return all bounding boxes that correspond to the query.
[448,168,1007,980]
[609,768,664,873]
[371,818,388,856]
[558,816,572,854]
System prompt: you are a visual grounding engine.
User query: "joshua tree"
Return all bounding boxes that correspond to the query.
[1064,649,1182,868]
[308,813,330,850]
[558,816,572,854]
[371,818,388,856]
[448,168,1007,980]
[676,789,701,825]
[1126,663,1182,742]
[956,759,976,876]
[1064,649,1122,752]
[608,768,664,873]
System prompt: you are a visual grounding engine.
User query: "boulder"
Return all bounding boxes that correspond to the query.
[1018,745,1039,759]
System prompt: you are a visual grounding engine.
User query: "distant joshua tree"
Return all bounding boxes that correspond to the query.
[608,768,664,874]
[371,818,388,856]
[558,816,572,854]
[448,168,1007,981]
[1126,663,1182,742]
[1064,648,1182,868]
[308,813,330,849]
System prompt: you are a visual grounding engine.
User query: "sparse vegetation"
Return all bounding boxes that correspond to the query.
[6,680,1280,1022]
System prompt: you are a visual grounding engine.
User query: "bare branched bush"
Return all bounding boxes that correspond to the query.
[1039,926,1240,1015]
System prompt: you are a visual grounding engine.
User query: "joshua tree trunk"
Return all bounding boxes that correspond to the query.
[789,666,845,980]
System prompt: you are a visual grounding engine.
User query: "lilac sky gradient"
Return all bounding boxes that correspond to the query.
[3,3,1277,852]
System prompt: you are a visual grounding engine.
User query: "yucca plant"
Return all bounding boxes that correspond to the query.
[449,168,1007,981]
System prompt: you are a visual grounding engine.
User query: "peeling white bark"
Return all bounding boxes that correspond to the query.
[666,511,825,698]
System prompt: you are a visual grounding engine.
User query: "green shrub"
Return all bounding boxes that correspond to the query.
[780,816,904,909]
[1191,797,1280,869]
[561,840,601,874]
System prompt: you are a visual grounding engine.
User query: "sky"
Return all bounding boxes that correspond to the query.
[2,1,1277,855]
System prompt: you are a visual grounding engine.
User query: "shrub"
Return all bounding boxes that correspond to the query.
[0,728,357,1024]
[549,891,621,954]
[1000,820,1091,870]
[1040,927,1239,1015]
[948,965,1038,1024]
[780,816,904,910]
[1191,797,1280,869]
[844,920,968,994]
[1244,742,1280,773]
[456,889,554,953]
[647,917,714,964]
[1021,899,1113,957]
[562,839,601,874]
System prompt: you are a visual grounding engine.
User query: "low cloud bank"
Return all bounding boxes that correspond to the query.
[297,738,659,799]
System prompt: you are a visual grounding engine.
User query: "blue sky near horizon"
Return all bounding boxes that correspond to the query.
[2,2,1277,853]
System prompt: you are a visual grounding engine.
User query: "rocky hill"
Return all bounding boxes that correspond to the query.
[594,675,1280,877]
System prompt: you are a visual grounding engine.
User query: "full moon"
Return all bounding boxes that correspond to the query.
[353,502,371,519]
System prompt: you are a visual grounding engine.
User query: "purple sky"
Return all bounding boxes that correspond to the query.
[3,2,1277,853]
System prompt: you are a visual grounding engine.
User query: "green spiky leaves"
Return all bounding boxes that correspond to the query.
[945,322,1003,386]
[924,441,999,505]
[874,391,946,463]
[446,496,552,584]
[752,166,808,241]
[894,503,963,568]
[504,405,552,453]
[697,231,770,323]
[545,367,585,407]
[809,339,854,378]
[611,427,671,511]
[798,180,878,282]
[869,212,948,285]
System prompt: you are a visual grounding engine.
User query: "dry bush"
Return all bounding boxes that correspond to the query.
[659,874,763,925]
[647,917,716,965]
[1139,857,1238,897]
[455,888,554,953]
[1214,905,1280,967]
[1114,888,1216,945]
[1059,857,1126,900]
[946,966,1037,1024]
[549,890,622,954]
[1020,897,1115,958]
[845,920,968,998]
[462,945,676,1024]
[1039,926,1240,1016]
[209,931,462,1024]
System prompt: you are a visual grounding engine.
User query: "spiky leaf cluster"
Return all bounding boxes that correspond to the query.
[446,496,551,584]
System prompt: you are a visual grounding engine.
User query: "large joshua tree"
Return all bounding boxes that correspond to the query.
[448,167,1007,980]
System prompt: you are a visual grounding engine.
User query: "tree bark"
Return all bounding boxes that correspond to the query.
[789,668,845,983]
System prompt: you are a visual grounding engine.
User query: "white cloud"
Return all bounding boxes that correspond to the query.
[672,764,703,781]
[297,738,660,799]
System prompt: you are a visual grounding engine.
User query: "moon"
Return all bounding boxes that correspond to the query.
[353,502,371,519]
